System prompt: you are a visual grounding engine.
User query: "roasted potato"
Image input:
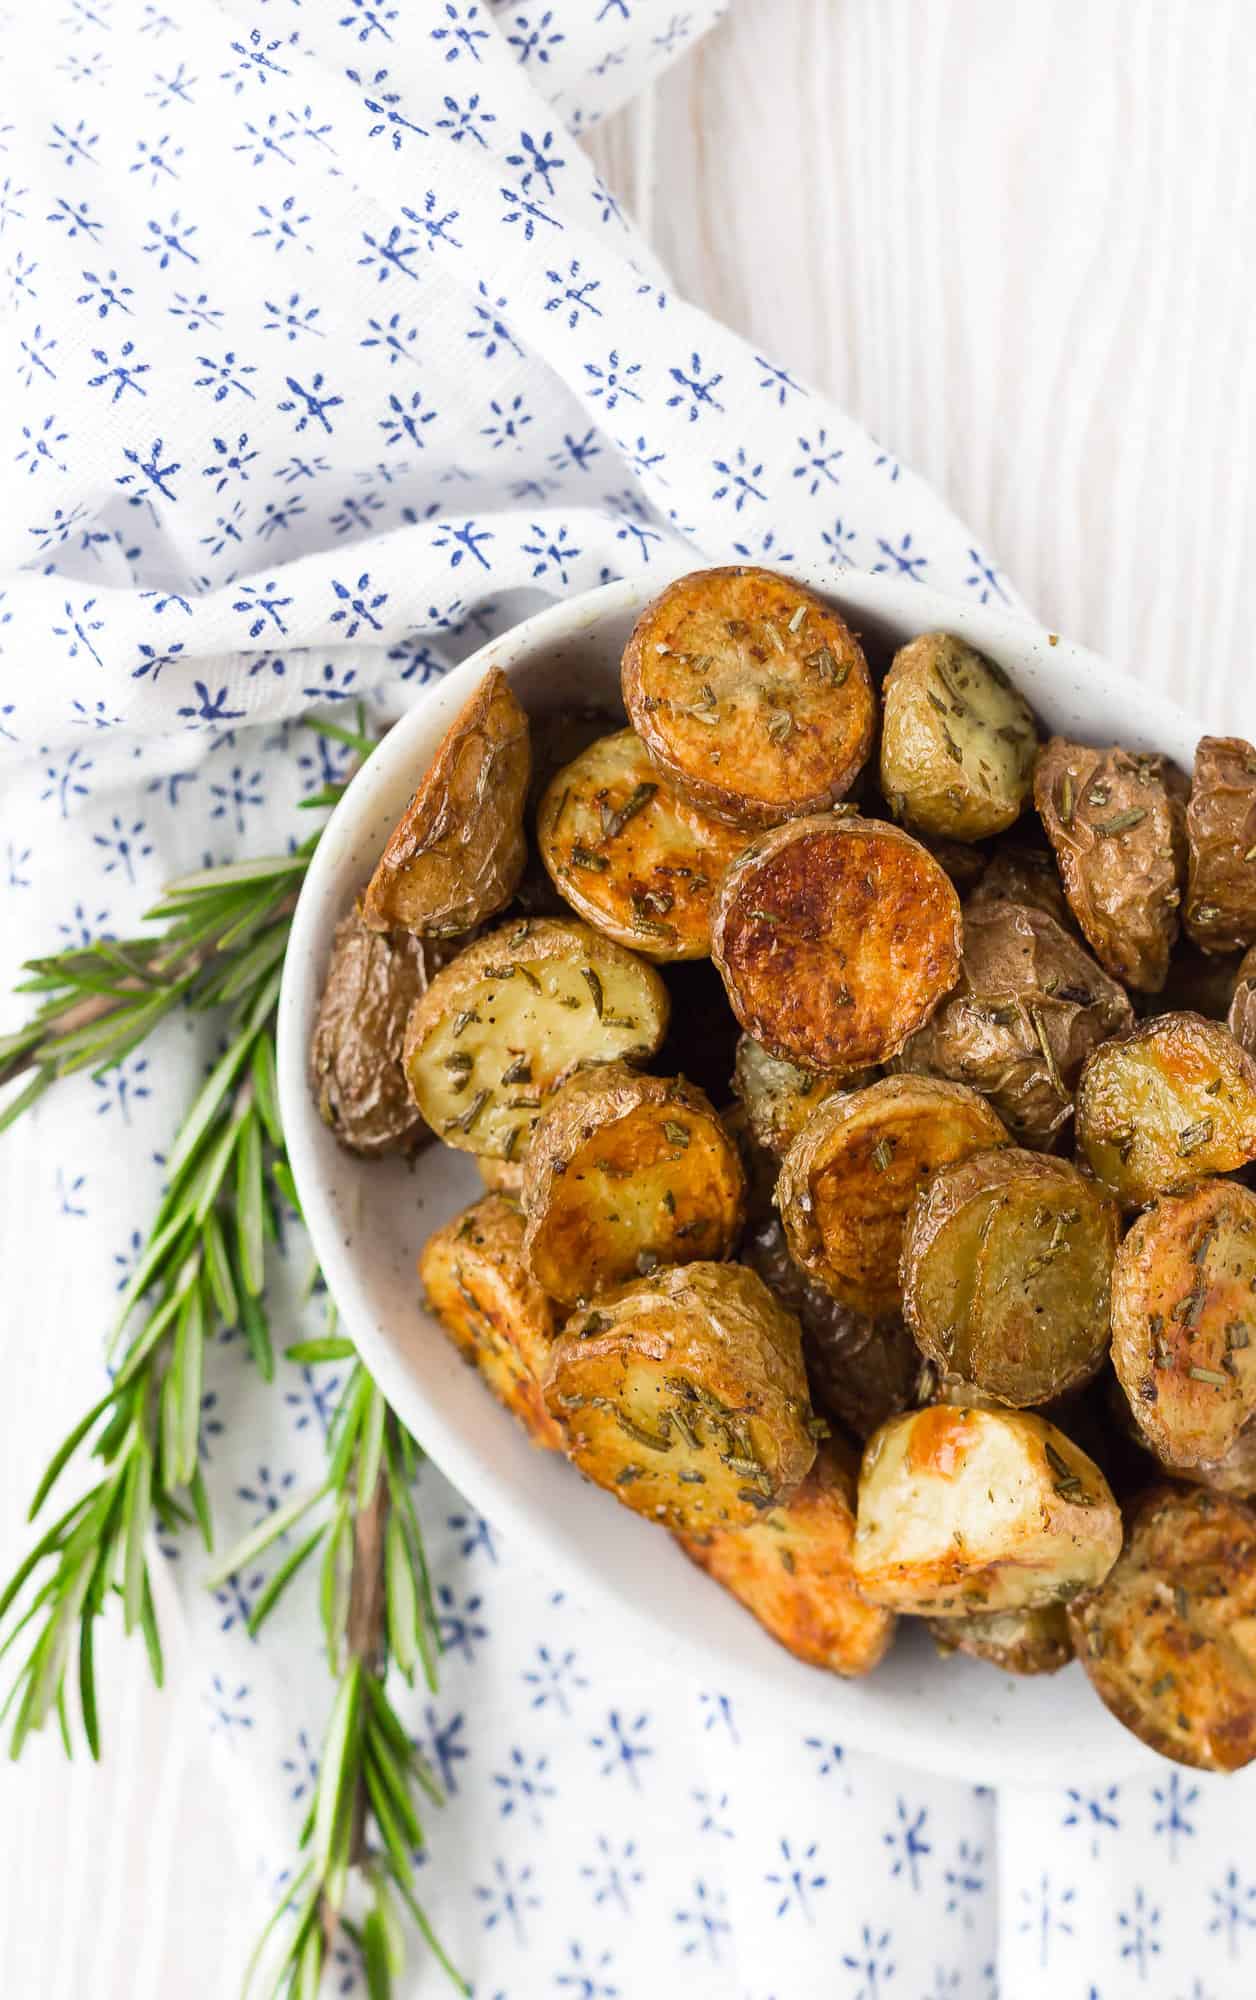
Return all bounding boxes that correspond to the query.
[418,1194,563,1449]
[1185,736,1256,954]
[1228,944,1256,1055]
[363,667,530,937]
[778,1076,1009,1316]
[1034,737,1186,992]
[309,908,434,1156]
[677,1439,895,1675]
[712,815,963,1072]
[477,1154,525,1195]
[915,834,991,895]
[621,567,875,829]
[901,1148,1119,1407]
[543,1261,817,1531]
[1068,1484,1256,1771]
[852,1405,1122,1615]
[926,1602,1073,1676]
[403,917,669,1160]
[970,842,1076,930]
[521,1065,745,1306]
[1182,1420,1256,1499]
[1075,1011,1256,1205]
[732,1034,872,1159]
[879,632,1038,841]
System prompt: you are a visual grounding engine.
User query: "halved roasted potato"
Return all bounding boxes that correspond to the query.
[879,632,1038,842]
[1075,1011,1256,1206]
[403,917,669,1160]
[852,1405,1122,1615]
[1185,736,1256,954]
[970,842,1076,931]
[677,1439,895,1675]
[521,1064,745,1306]
[1068,1484,1256,1771]
[926,1602,1073,1676]
[363,667,530,937]
[901,1148,1119,1407]
[622,567,875,829]
[712,815,963,1072]
[542,1261,817,1532]
[732,1033,871,1159]
[1228,944,1256,1055]
[778,1076,1009,1316]
[309,908,434,1156]
[418,1193,563,1449]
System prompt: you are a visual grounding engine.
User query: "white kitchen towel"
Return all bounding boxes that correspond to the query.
[0,3,1252,1996]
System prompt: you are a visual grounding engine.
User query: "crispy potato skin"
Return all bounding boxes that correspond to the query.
[880,633,1038,841]
[309,909,434,1156]
[926,1602,1074,1676]
[1228,944,1256,1055]
[521,1064,745,1306]
[901,1148,1119,1407]
[970,843,1076,931]
[543,1262,816,1532]
[712,815,963,1072]
[363,668,530,937]
[1185,736,1256,954]
[1075,1011,1256,1205]
[1068,1484,1256,1771]
[778,1076,1009,1316]
[677,1440,895,1675]
[419,1194,563,1450]
[1034,738,1186,992]
[621,567,875,829]
[732,1034,872,1158]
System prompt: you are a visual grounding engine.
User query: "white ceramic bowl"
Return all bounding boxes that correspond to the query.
[278,560,1209,1787]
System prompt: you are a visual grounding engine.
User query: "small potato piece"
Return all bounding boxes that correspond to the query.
[403,917,669,1161]
[712,815,963,1072]
[543,1261,816,1532]
[1068,1485,1256,1772]
[915,834,990,895]
[622,567,875,828]
[902,1149,1119,1407]
[477,1155,525,1195]
[309,909,434,1157]
[880,632,1038,841]
[677,1440,895,1675]
[1228,944,1256,1055]
[536,729,747,960]
[1075,1011,1256,1206]
[732,1034,872,1158]
[778,1076,1009,1316]
[926,1603,1073,1676]
[1185,736,1256,953]
[853,1405,1122,1615]
[363,668,530,937]
[1034,738,1186,992]
[1184,1420,1256,1499]
[419,1194,562,1450]
[521,1065,745,1307]
[1155,942,1244,1025]
[970,842,1076,931]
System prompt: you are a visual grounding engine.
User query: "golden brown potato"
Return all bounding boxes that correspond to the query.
[1075,1011,1256,1206]
[677,1439,895,1675]
[621,567,875,829]
[970,843,1076,931]
[1185,736,1256,954]
[732,1034,871,1159]
[901,1148,1119,1407]
[1068,1484,1256,1771]
[926,1602,1074,1676]
[418,1194,563,1450]
[852,1405,1122,1616]
[778,1076,1009,1316]
[363,667,530,937]
[711,815,963,1073]
[1228,944,1256,1056]
[543,1261,817,1532]
[403,917,669,1161]
[309,908,434,1157]
[879,632,1039,841]
[1034,737,1186,993]
[521,1065,745,1307]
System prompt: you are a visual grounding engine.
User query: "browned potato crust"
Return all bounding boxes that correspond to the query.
[880,632,1038,841]
[1075,1011,1256,1206]
[732,1033,871,1158]
[1185,736,1256,953]
[622,567,875,829]
[926,1602,1074,1676]
[309,908,434,1156]
[1067,1484,1256,1771]
[970,843,1075,930]
[1228,943,1256,1055]
[711,815,963,1073]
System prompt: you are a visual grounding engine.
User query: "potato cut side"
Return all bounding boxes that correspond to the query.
[621,566,875,828]
[879,632,1038,842]
[853,1405,1122,1616]
[926,1603,1073,1676]
[309,908,434,1157]
[403,917,669,1161]
[712,814,963,1072]
[1075,1011,1256,1206]
[521,1064,745,1306]
[1185,735,1256,954]
[732,1033,871,1158]
[543,1261,817,1532]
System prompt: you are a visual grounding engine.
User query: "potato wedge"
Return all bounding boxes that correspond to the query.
[901,1148,1119,1407]
[1034,737,1186,992]
[711,815,963,1072]
[402,917,669,1161]
[1228,944,1256,1055]
[1075,1011,1256,1205]
[543,1261,817,1531]
[1185,736,1256,953]
[677,1439,895,1675]
[1067,1484,1256,1771]
[732,1034,872,1159]
[852,1405,1122,1615]
[970,842,1076,930]
[622,567,875,829]
[418,1194,563,1450]
[879,632,1038,842]
[309,908,434,1157]
[926,1603,1074,1676]
[778,1076,1009,1316]
[521,1065,745,1306]
[363,667,530,937]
